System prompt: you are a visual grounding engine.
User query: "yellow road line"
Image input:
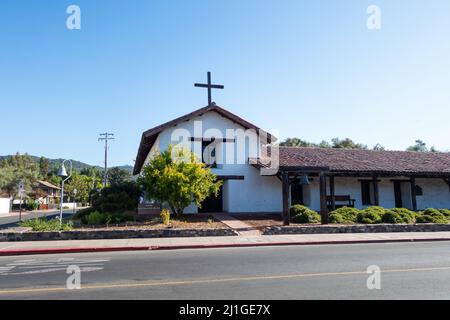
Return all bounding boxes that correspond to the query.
[1,266,450,295]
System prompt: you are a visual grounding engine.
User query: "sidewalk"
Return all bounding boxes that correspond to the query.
[2,232,450,256]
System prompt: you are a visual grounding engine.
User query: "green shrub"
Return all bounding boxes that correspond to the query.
[91,182,141,214]
[439,209,450,218]
[26,200,39,211]
[416,209,448,224]
[72,207,96,221]
[357,207,385,224]
[290,205,321,224]
[85,211,106,225]
[329,207,360,224]
[19,218,73,231]
[160,209,171,225]
[382,209,415,224]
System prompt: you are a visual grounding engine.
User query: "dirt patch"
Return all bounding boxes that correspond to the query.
[74,214,227,231]
[233,214,284,231]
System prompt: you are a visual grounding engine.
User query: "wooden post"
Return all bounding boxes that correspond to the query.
[373,175,379,206]
[329,175,335,211]
[282,171,290,226]
[410,177,417,211]
[319,172,328,224]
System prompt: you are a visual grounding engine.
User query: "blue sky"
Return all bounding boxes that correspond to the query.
[1,0,449,167]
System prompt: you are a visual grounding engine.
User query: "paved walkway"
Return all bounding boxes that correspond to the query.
[212,213,261,236]
[2,232,450,256]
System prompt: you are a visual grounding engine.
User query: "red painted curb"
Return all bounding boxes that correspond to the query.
[1,237,450,256]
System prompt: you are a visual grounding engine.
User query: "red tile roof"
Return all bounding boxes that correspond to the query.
[273,147,450,176]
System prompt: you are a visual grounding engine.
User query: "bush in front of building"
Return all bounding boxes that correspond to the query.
[416,208,448,224]
[290,205,321,224]
[160,208,171,225]
[357,206,385,224]
[439,209,450,218]
[329,207,360,224]
[382,208,416,224]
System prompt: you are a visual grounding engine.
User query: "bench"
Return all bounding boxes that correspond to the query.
[326,195,356,210]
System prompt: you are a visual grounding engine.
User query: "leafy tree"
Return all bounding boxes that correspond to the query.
[373,143,386,151]
[108,167,132,185]
[65,172,92,204]
[0,154,39,203]
[91,181,141,213]
[331,138,367,150]
[39,156,50,179]
[139,145,222,215]
[280,138,317,147]
[406,140,438,152]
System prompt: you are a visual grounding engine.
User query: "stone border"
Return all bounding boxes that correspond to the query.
[264,224,450,235]
[0,228,238,242]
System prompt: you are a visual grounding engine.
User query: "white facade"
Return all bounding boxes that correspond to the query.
[0,198,10,216]
[140,110,450,213]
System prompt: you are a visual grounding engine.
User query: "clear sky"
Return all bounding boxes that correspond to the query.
[1,0,449,167]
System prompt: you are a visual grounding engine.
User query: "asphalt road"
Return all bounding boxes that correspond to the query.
[0,210,75,229]
[1,242,450,299]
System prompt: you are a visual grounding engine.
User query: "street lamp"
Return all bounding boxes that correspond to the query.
[58,159,73,225]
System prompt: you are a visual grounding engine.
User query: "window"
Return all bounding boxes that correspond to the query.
[415,185,423,196]
[202,140,217,168]
[361,181,373,205]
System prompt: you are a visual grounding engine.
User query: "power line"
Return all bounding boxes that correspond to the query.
[98,133,115,188]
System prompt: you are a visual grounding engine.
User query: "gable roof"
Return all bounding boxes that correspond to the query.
[253,147,450,176]
[133,104,275,174]
[36,180,61,190]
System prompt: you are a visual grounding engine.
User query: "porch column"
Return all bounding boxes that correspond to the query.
[410,177,417,211]
[329,175,336,211]
[373,175,380,206]
[282,171,290,226]
[319,171,329,224]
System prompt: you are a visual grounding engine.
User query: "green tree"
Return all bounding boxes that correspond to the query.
[331,138,367,149]
[406,140,438,152]
[139,145,222,215]
[65,173,92,204]
[280,138,317,147]
[108,167,132,185]
[39,156,50,179]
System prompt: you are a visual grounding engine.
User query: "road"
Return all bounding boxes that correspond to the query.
[1,241,450,299]
[0,210,76,229]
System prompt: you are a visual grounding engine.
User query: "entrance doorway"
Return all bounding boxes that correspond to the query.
[198,185,223,213]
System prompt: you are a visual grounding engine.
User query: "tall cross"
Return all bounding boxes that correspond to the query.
[194,72,224,106]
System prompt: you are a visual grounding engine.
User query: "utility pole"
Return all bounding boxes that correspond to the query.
[98,133,115,188]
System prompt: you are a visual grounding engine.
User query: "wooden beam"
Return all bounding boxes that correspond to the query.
[410,177,417,211]
[373,175,380,206]
[216,175,245,181]
[329,175,336,211]
[319,172,329,224]
[282,171,290,226]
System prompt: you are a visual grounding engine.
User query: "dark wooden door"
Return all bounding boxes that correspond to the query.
[291,183,304,205]
[199,185,223,213]
[394,181,403,208]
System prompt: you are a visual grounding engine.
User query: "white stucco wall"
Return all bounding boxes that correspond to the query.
[0,198,10,215]
[141,111,281,213]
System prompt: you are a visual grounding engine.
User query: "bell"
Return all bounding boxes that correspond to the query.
[299,175,311,185]
[58,164,68,178]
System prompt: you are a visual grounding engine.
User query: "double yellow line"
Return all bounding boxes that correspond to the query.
[1,266,450,295]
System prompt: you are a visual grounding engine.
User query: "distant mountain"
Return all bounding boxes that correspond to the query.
[0,155,133,174]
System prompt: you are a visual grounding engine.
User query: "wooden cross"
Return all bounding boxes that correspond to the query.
[195,72,224,106]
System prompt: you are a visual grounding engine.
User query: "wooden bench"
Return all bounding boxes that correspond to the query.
[326,195,356,210]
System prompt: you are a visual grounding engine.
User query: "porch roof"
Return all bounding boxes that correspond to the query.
[252,147,450,177]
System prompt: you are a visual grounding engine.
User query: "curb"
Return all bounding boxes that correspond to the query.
[2,237,450,256]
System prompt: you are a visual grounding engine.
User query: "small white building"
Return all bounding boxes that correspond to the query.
[133,104,450,221]
[0,198,10,216]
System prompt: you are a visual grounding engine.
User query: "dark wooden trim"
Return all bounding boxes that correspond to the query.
[373,175,380,206]
[190,137,236,143]
[329,175,336,211]
[358,179,381,182]
[282,172,290,226]
[410,177,418,211]
[279,166,330,173]
[319,172,329,224]
[216,175,245,181]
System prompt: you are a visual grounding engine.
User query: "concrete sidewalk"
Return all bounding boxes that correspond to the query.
[2,232,450,256]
